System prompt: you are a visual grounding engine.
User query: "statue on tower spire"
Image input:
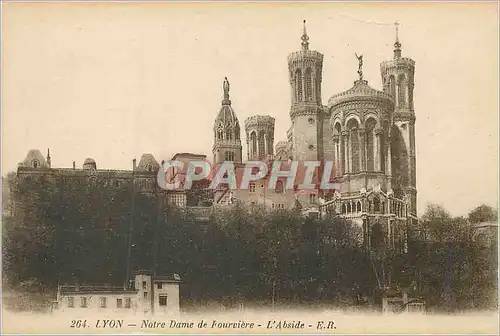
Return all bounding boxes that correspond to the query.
[222,77,231,105]
[301,20,309,51]
[394,21,402,59]
[355,53,363,80]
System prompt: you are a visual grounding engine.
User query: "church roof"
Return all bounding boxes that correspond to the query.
[214,77,240,128]
[328,79,394,109]
[137,154,160,172]
[19,149,49,168]
[215,104,239,127]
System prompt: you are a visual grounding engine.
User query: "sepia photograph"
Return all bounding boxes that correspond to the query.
[1,1,499,334]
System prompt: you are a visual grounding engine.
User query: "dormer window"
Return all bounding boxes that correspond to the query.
[32,159,39,168]
[146,164,153,172]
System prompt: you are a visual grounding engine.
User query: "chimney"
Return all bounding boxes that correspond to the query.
[73,161,76,170]
[133,159,137,170]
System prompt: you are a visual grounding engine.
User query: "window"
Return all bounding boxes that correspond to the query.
[142,281,146,289]
[159,295,168,306]
[295,69,303,101]
[373,197,381,213]
[80,297,87,308]
[249,182,256,193]
[143,292,148,299]
[251,132,257,154]
[68,297,74,308]
[146,164,153,172]
[309,194,316,204]
[157,283,162,289]
[125,298,132,308]
[116,298,123,308]
[305,67,312,100]
[258,131,265,158]
[275,180,284,194]
[100,297,107,308]
[32,159,39,168]
[357,201,362,212]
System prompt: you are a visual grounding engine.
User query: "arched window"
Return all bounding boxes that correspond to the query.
[32,159,39,168]
[226,130,232,141]
[275,180,284,194]
[217,130,223,140]
[357,201,362,212]
[146,164,153,172]
[305,67,312,100]
[365,118,377,171]
[381,202,385,214]
[398,74,407,107]
[373,197,380,213]
[347,203,352,214]
[389,75,396,97]
[347,119,360,172]
[235,127,240,140]
[258,131,265,158]
[342,204,347,214]
[251,132,257,155]
[295,69,303,101]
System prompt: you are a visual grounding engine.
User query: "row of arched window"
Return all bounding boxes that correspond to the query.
[332,118,387,175]
[340,197,385,215]
[385,74,409,108]
[249,130,271,159]
[293,67,317,102]
[224,151,235,161]
[216,128,240,141]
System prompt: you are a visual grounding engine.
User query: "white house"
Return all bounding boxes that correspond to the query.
[53,270,181,315]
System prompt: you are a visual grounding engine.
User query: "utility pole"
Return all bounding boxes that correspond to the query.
[124,175,135,289]
[152,190,161,276]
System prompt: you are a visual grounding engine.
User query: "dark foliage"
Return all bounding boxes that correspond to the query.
[2,174,497,311]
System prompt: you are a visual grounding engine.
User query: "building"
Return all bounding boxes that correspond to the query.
[54,270,181,315]
[210,21,418,238]
[16,21,419,252]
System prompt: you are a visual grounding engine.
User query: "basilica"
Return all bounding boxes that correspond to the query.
[17,21,419,254]
[210,20,418,242]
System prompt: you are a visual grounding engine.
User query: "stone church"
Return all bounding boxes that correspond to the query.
[16,22,418,254]
[211,21,418,244]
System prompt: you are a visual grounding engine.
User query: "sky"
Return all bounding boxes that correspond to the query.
[2,2,498,217]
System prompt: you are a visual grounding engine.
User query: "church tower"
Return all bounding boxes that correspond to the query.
[212,77,243,164]
[380,23,417,216]
[288,21,324,161]
[245,115,275,161]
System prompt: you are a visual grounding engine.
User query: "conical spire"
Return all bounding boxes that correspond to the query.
[394,21,402,59]
[301,20,309,51]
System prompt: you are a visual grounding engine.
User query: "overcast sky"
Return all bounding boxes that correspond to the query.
[2,2,498,216]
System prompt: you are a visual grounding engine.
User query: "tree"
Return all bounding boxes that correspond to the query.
[468,204,497,224]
